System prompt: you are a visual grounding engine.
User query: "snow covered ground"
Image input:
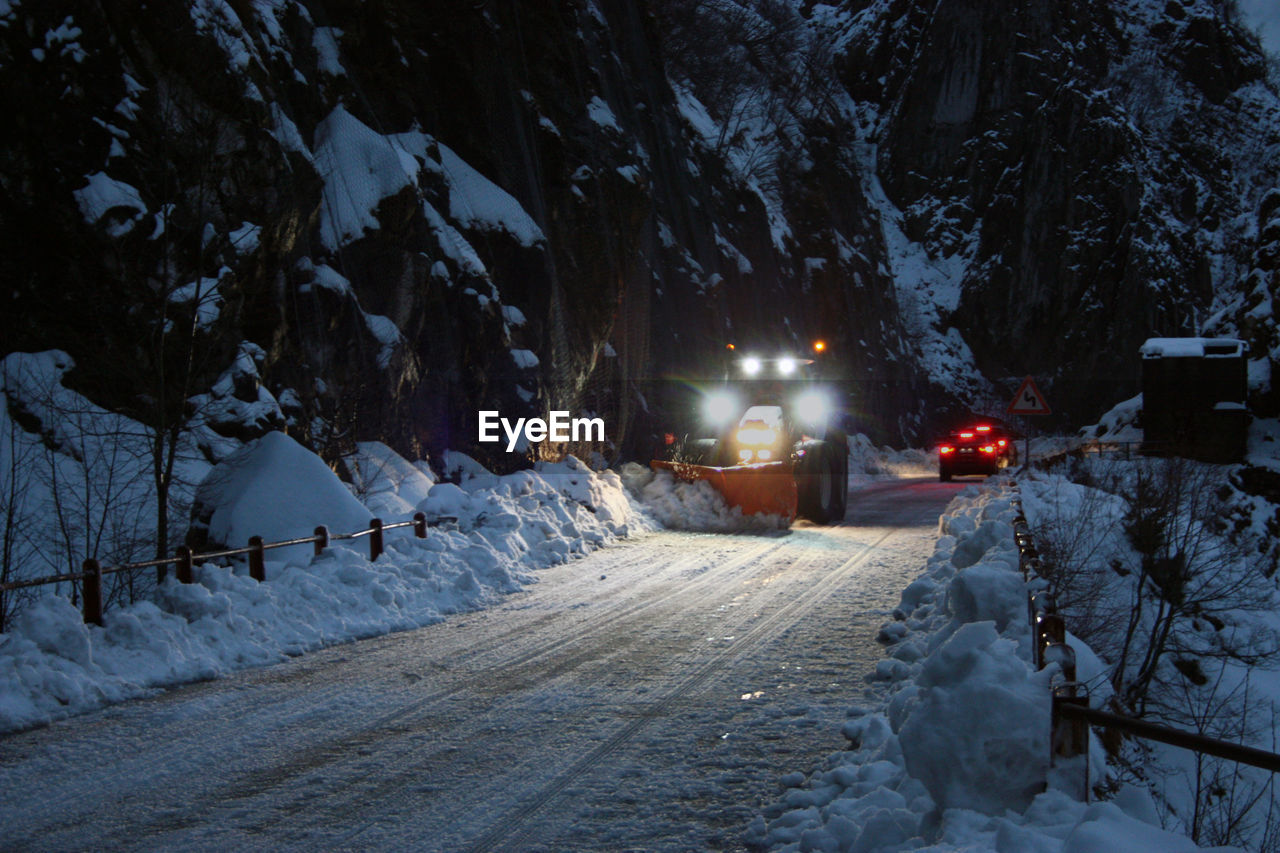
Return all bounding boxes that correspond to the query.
[0,432,920,733]
[750,477,1233,852]
[0,437,646,734]
[1,424,1262,850]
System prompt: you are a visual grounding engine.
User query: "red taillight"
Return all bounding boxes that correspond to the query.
[939,445,956,455]
[997,439,1007,447]
[664,432,676,445]
[975,425,991,433]
[959,431,974,439]
[979,444,997,455]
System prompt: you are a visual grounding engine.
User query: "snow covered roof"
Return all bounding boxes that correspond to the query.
[1139,337,1246,359]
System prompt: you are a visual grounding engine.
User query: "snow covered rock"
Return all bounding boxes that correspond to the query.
[186,431,374,564]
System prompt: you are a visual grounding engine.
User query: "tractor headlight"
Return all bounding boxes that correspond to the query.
[741,356,762,377]
[777,357,797,376]
[703,390,740,426]
[793,390,829,425]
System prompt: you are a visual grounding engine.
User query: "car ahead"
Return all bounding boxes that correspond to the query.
[937,423,1017,481]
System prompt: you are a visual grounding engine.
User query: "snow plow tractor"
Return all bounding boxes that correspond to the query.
[651,352,849,525]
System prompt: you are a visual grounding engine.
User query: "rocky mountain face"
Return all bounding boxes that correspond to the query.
[1,0,1276,476]
[844,0,1279,419]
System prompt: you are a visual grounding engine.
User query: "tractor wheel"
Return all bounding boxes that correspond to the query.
[796,441,845,524]
[939,465,952,482]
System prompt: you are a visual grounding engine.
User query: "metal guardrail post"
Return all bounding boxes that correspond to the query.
[1028,592,1057,666]
[1044,642,1077,682]
[369,518,384,561]
[249,536,265,582]
[1051,684,1091,765]
[413,511,427,538]
[1019,544,1039,581]
[175,546,194,584]
[1035,611,1065,669]
[82,558,103,626]
[314,526,329,556]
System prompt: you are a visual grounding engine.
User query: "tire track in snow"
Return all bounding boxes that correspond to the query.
[0,536,788,850]
[278,536,835,840]
[462,529,897,853]
[115,536,800,845]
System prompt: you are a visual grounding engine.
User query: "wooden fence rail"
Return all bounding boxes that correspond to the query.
[0,512,439,627]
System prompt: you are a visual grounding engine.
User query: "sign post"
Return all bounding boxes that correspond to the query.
[1006,376,1051,472]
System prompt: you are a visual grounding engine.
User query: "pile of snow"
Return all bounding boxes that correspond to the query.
[847,433,935,483]
[752,479,1214,852]
[0,439,649,733]
[618,435,935,532]
[188,432,373,566]
[619,464,790,532]
[1078,393,1143,444]
[343,440,437,519]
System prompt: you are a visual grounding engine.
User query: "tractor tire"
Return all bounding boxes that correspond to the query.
[939,466,952,482]
[796,440,846,524]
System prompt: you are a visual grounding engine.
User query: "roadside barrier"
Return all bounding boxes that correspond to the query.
[0,512,447,627]
[1009,488,1280,798]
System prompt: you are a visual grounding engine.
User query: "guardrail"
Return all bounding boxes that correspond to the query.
[1009,490,1280,799]
[0,512,450,627]
[1032,439,1177,470]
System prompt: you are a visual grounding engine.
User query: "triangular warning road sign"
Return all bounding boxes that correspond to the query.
[1007,376,1051,415]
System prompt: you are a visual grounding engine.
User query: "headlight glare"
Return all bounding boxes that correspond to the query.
[736,426,778,447]
[703,390,739,425]
[794,390,829,424]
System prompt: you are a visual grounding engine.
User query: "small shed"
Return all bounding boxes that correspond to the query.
[1140,337,1249,462]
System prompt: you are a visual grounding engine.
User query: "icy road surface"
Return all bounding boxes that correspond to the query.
[0,478,959,851]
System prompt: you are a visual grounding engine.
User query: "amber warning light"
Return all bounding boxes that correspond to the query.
[812,340,827,353]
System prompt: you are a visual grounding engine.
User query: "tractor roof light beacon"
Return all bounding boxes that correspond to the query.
[651,341,849,525]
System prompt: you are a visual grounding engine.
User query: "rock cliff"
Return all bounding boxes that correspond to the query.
[1,0,1276,473]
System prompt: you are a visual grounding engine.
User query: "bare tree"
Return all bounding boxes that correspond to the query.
[0,393,41,631]
[1107,459,1279,713]
[1038,455,1280,849]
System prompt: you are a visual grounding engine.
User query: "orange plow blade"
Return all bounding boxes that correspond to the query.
[650,460,797,521]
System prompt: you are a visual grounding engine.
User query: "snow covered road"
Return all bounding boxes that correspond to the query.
[0,478,959,852]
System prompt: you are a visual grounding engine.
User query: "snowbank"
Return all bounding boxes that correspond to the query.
[617,434,934,533]
[619,463,791,532]
[848,433,936,483]
[189,431,372,565]
[0,446,650,733]
[1017,462,1279,849]
[753,479,1223,852]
